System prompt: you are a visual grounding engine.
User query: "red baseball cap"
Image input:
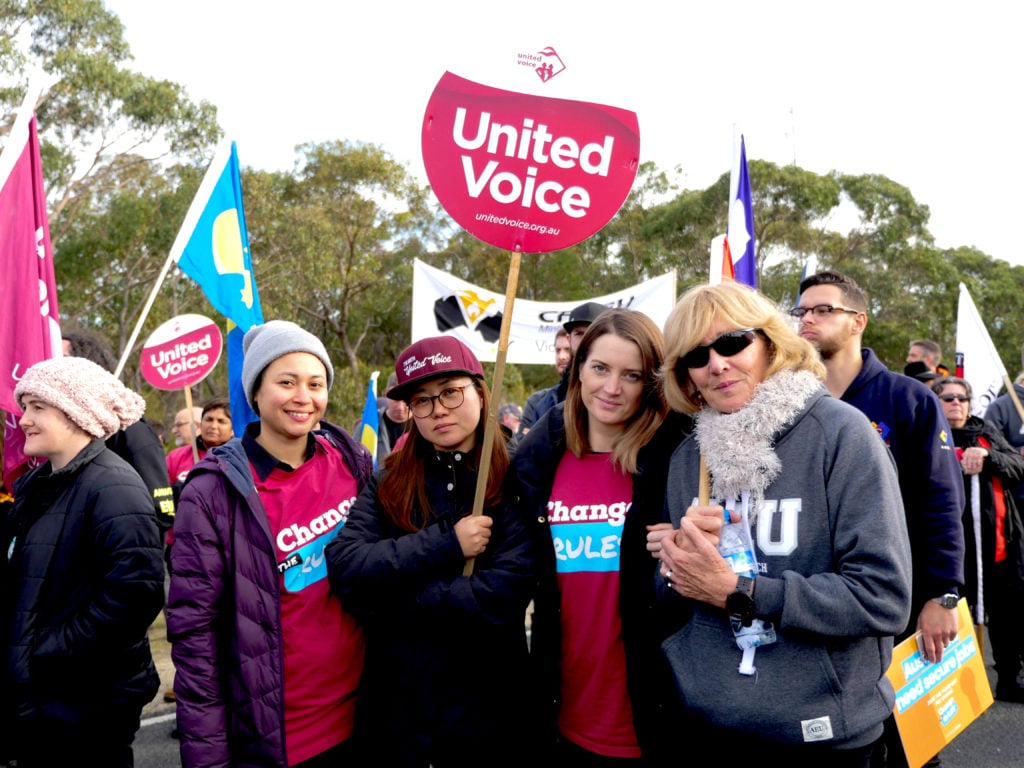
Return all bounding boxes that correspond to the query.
[387,335,485,402]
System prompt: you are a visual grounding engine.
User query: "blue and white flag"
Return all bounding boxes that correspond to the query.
[360,371,380,468]
[170,140,263,434]
[725,135,757,288]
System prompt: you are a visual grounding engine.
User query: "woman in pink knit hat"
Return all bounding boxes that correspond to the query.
[0,356,165,767]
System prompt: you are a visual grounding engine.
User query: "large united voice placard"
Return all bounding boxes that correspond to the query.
[422,71,640,254]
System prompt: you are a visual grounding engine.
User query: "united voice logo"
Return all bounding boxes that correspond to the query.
[517,46,566,83]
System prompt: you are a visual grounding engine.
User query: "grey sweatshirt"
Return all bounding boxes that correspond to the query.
[662,388,912,749]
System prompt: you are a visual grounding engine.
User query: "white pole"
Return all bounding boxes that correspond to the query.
[113,252,176,379]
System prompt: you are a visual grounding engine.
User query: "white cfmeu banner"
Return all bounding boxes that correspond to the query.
[411,259,677,365]
[956,282,1005,417]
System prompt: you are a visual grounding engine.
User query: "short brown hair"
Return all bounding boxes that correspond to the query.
[798,269,868,311]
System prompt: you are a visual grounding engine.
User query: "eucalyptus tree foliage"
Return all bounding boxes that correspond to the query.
[0,0,220,241]
[242,140,440,374]
[55,159,220,418]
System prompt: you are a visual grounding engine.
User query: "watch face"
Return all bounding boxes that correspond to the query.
[726,591,755,626]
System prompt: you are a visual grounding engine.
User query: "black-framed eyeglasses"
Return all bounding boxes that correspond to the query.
[789,304,861,320]
[409,384,473,417]
[938,394,970,403]
[677,329,759,371]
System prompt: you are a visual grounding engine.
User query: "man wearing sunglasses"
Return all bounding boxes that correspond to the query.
[796,269,965,768]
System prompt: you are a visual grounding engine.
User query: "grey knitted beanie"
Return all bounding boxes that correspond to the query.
[241,321,334,408]
[15,356,146,440]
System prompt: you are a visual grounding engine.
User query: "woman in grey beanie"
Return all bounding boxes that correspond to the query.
[167,320,374,767]
[0,356,165,767]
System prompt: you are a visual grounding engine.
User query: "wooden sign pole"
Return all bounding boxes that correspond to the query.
[464,249,521,576]
[184,386,200,464]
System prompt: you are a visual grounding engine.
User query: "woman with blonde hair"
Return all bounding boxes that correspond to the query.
[513,308,691,765]
[654,281,911,766]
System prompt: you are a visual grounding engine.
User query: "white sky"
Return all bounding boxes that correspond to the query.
[105,0,1022,267]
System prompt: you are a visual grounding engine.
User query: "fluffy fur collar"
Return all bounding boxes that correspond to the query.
[694,369,822,518]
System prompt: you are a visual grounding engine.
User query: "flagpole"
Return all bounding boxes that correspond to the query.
[464,249,521,577]
[0,82,47,190]
[114,251,177,379]
[1002,374,1024,423]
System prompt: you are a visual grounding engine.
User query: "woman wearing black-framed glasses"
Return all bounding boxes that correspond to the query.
[653,280,912,766]
[326,335,535,766]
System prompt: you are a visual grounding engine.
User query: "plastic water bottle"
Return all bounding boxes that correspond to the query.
[718,509,756,578]
[718,502,776,675]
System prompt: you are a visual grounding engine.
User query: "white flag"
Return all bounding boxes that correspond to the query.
[411,260,677,365]
[956,282,1005,416]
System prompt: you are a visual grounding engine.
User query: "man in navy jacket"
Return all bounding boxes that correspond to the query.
[795,270,964,768]
[795,270,964,658]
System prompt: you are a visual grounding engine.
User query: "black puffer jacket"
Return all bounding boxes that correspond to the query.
[512,404,692,765]
[950,416,1024,595]
[1,440,164,739]
[326,445,536,764]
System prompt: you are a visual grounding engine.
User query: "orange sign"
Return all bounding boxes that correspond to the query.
[885,599,993,768]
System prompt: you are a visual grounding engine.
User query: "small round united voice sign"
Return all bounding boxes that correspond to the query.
[140,314,223,391]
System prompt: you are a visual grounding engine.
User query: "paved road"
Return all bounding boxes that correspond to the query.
[135,619,1023,768]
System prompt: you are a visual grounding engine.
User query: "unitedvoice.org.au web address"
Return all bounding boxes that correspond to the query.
[474,212,561,237]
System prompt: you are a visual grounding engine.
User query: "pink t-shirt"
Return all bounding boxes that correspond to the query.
[549,451,639,758]
[256,436,365,765]
[166,444,204,484]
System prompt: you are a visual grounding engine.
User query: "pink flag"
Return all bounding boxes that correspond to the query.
[0,104,62,486]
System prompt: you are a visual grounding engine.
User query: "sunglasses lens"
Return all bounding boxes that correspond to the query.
[679,330,756,370]
[680,347,710,369]
[714,332,755,357]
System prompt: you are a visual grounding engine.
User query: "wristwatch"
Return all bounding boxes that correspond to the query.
[726,575,756,627]
[930,593,959,609]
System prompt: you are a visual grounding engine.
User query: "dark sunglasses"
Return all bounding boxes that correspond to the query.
[678,329,759,370]
[938,393,970,403]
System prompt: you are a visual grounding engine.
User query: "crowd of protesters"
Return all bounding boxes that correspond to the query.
[4,270,1021,767]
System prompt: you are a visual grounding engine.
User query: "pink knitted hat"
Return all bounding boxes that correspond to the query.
[14,356,146,440]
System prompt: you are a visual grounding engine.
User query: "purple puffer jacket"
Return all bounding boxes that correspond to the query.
[166,422,371,768]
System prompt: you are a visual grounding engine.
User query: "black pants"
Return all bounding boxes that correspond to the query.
[9,707,141,768]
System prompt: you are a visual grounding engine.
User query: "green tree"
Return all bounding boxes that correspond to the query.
[0,0,220,241]
[54,158,224,417]
[244,141,438,373]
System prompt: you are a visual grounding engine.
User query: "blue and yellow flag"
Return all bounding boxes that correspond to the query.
[360,371,380,468]
[170,140,263,435]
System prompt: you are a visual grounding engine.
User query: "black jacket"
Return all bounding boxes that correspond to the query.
[1,440,164,744]
[326,445,536,764]
[511,404,692,764]
[950,416,1024,597]
[107,418,176,531]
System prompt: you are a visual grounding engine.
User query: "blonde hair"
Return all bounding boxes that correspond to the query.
[662,281,825,414]
[564,309,668,474]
